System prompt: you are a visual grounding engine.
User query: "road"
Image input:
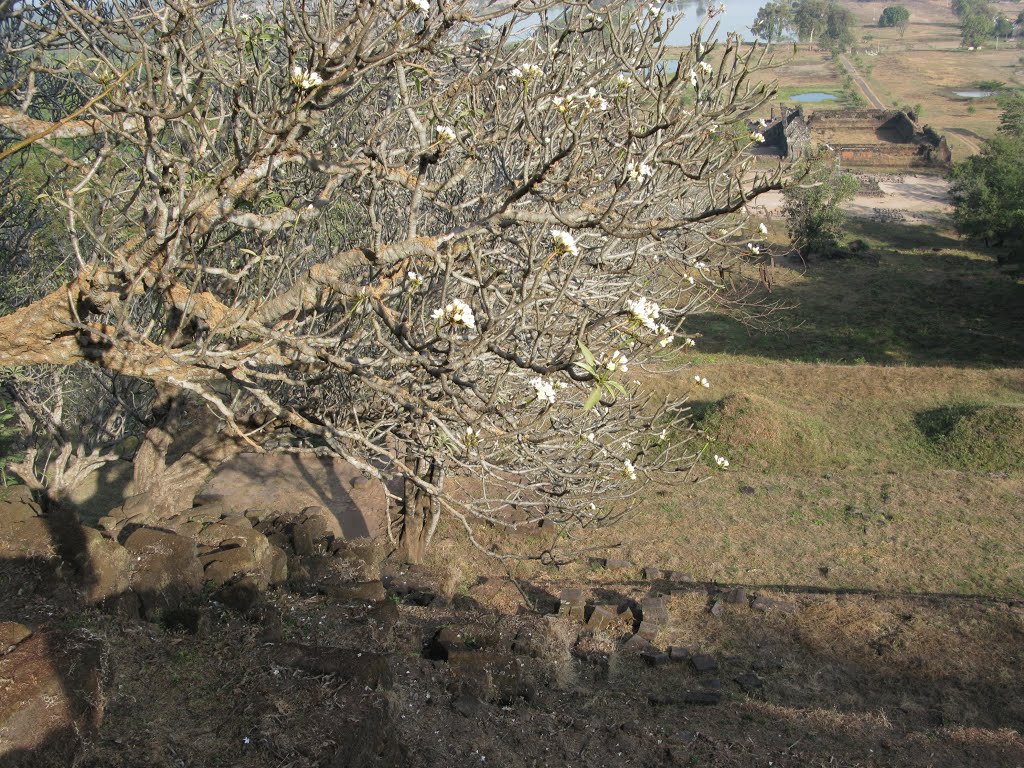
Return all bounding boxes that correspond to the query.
[837,54,886,110]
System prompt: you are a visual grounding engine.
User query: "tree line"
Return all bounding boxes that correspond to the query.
[751,0,858,50]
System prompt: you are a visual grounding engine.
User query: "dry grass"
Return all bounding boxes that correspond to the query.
[845,0,1024,156]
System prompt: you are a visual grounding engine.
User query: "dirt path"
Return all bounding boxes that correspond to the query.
[751,173,952,224]
[837,53,886,110]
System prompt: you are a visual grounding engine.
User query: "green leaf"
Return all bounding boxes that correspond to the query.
[604,380,627,396]
[584,386,602,411]
[577,340,596,367]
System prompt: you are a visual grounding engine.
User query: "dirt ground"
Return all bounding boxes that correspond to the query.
[751,173,952,225]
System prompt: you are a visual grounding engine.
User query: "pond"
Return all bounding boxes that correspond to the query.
[789,92,838,103]
[954,90,993,98]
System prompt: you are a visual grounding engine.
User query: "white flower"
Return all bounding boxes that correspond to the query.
[682,337,696,348]
[658,428,668,442]
[624,296,660,333]
[615,73,633,89]
[529,376,557,404]
[435,125,456,143]
[511,63,543,81]
[688,68,698,88]
[550,228,579,257]
[757,118,768,128]
[750,131,766,143]
[626,160,656,182]
[693,375,710,388]
[685,275,696,285]
[291,66,323,90]
[586,432,595,442]
[747,242,760,255]
[578,86,608,111]
[698,61,714,76]
[622,459,638,481]
[407,0,429,13]
[604,349,629,372]
[656,323,674,347]
[407,270,423,287]
[758,222,769,236]
[714,454,730,469]
[243,737,251,745]
[431,298,476,331]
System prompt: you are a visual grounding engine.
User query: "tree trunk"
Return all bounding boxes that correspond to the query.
[399,456,444,565]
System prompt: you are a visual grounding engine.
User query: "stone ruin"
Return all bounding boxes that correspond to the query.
[759,106,952,169]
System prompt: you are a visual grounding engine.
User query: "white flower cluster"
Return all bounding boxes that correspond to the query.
[550,228,579,257]
[431,298,476,331]
[529,377,557,404]
[615,73,633,89]
[747,242,760,255]
[622,459,638,481]
[625,296,660,332]
[750,131,766,143]
[693,375,711,388]
[511,64,543,81]
[604,349,629,372]
[682,337,696,348]
[714,454,730,469]
[552,87,609,114]
[688,69,698,88]
[658,326,675,347]
[407,0,429,13]
[435,125,456,143]
[291,66,323,90]
[626,160,655,182]
[759,222,769,236]
[698,61,714,76]
[406,270,423,288]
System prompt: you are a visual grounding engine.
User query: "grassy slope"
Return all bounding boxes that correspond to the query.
[507,214,1024,599]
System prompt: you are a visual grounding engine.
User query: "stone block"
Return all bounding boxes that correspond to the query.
[586,604,618,631]
[76,528,131,604]
[690,654,718,673]
[124,528,203,618]
[322,580,387,603]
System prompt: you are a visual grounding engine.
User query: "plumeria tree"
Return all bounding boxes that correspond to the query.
[0,0,788,562]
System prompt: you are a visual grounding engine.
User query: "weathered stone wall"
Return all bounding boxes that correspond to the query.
[760,107,949,168]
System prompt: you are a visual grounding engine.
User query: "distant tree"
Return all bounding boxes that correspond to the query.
[950,134,1024,249]
[951,0,989,19]
[952,0,995,46]
[996,91,1024,136]
[1017,9,1024,26]
[793,0,829,44]
[959,11,994,47]
[993,14,1014,41]
[879,5,911,37]
[951,99,1024,253]
[752,1,793,43]
[783,162,859,258]
[793,0,857,49]
[823,4,858,50]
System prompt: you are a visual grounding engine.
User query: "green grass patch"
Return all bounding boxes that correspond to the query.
[916,404,1024,472]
